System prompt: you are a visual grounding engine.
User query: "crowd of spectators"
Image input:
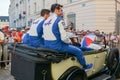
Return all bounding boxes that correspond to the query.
[0,26,120,48]
[66,28,120,48]
[0,26,29,69]
[0,26,119,69]
[1,27,120,47]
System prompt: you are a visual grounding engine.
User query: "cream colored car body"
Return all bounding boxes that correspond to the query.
[51,51,108,80]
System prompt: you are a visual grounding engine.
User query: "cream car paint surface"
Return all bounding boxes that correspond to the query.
[51,51,107,80]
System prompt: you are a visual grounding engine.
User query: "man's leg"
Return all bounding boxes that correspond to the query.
[60,44,87,67]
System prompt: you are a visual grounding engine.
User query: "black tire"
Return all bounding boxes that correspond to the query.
[106,48,119,73]
[116,60,120,78]
[66,69,87,80]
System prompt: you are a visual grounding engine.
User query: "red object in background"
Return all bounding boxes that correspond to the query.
[3,26,8,29]
[2,26,9,34]
[11,32,21,42]
[18,32,23,38]
[11,33,16,37]
[3,26,9,31]
[85,37,93,46]
[81,34,96,47]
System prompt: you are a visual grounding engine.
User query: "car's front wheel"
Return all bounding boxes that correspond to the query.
[106,48,119,74]
[66,69,87,80]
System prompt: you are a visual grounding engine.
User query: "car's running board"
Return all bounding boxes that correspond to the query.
[91,74,111,80]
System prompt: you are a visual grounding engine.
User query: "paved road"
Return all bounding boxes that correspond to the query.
[0,68,119,80]
[0,69,15,80]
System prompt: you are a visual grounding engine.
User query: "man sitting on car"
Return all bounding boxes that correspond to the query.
[22,9,50,47]
[42,3,93,70]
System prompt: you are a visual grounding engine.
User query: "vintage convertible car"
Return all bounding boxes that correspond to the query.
[8,43,120,80]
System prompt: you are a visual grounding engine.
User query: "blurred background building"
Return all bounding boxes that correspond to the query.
[9,0,27,28]
[9,0,120,34]
[0,16,9,29]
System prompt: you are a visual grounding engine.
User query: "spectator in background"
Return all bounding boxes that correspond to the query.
[10,28,17,42]
[21,27,30,44]
[0,29,5,45]
[94,30,104,44]
[2,26,9,35]
[17,29,23,41]
[0,29,5,69]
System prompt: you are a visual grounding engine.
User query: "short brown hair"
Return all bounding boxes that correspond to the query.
[40,9,50,16]
[51,3,63,12]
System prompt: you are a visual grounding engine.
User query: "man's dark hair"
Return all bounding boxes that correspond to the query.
[40,9,50,16]
[51,3,63,12]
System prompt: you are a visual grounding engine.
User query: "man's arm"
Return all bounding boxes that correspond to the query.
[58,20,70,43]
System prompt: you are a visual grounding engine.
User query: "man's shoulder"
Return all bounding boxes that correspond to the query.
[32,18,44,24]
